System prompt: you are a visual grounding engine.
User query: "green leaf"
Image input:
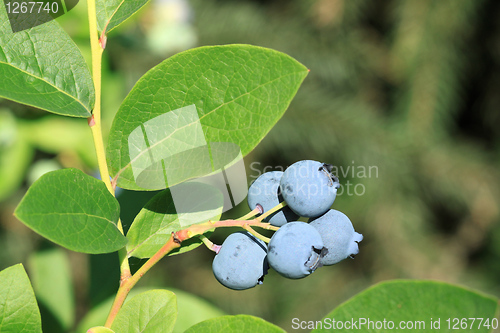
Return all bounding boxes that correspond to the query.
[0,264,42,333]
[184,315,286,333]
[14,168,127,254]
[110,289,177,333]
[96,0,149,34]
[107,44,308,191]
[312,280,500,333]
[0,6,94,117]
[28,248,74,330]
[87,327,115,333]
[126,183,223,258]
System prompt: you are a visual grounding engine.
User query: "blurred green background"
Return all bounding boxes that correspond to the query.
[1,0,500,332]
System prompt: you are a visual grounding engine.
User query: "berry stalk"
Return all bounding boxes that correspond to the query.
[242,225,271,243]
[199,234,221,253]
[256,201,287,222]
[238,206,263,220]
[176,218,279,240]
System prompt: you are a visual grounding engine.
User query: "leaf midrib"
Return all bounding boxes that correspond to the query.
[20,212,116,226]
[101,0,125,34]
[141,302,175,332]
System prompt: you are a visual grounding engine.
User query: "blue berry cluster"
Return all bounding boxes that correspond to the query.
[212,160,363,290]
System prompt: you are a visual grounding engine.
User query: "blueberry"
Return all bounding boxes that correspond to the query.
[280,160,339,218]
[309,209,363,265]
[267,222,325,279]
[247,171,299,226]
[212,231,268,290]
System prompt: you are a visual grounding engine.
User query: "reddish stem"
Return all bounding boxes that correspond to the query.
[105,234,181,327]
[104,218,277,328]
[87,115,96,127]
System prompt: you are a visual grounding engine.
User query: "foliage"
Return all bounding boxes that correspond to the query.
[0,0,499,332]
[15,168,126,254]
[0,264,42,332]
[313,280,499,333]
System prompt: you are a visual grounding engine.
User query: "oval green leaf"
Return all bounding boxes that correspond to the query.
[0,264,42,333]
[14,168,127,254]
[0,6,94,117]
[312,280,500,333]
[126,183,223,259]
[184,315,285,333]
[107,44,308,191]
[111,289,177,333]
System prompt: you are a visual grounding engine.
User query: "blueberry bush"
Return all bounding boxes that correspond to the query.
[0,0,499,332]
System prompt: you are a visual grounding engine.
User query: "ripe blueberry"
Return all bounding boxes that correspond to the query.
[309,209,363,265]
[212,231,268,290]
[247,171,299,226]
[267,222,325,279]
[280,160,339,218]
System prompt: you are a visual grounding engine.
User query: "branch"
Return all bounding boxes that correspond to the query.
[103,218,278,327]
